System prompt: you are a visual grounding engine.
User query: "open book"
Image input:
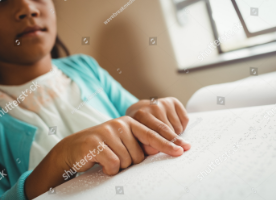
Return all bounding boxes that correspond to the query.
[35,103,276,200]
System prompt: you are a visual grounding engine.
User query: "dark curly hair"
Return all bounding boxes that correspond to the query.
[51,35,70,59]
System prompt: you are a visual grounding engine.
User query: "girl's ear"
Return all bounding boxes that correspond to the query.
[51,35,70,59]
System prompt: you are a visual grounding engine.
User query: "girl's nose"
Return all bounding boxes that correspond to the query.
[15,0,40,21]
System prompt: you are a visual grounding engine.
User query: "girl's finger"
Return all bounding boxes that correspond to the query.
[104,136,133,169]
[117,126,145,165]
[136,112,179,143]
[166,108,184,134]
[139,113,190,150]
[141,144,159,155]
[93,141,121,176]
[151,106,175,132]
[129,117,184,157]
[174,99,189,131]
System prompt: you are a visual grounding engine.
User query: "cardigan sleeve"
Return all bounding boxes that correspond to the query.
[80,54,139,116]
[0,115,37,200]
[1,170,32,200]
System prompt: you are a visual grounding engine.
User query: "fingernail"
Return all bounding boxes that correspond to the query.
[176,138,191,151]
[179,137,190,143]
[172,143,182,150]
[184,140,190,144]
[177,137,187,144]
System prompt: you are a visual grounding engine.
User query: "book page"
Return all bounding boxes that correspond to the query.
[35,104,276,200]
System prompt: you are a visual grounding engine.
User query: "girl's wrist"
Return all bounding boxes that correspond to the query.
[24,143,69,199]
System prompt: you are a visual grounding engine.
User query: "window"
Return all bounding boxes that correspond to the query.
[173,0,276,53]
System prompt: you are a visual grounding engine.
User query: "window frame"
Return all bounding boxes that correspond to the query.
[173,0,276,54]
[231,0,276,38]
[171,0,276,72]
[173,0,222,54]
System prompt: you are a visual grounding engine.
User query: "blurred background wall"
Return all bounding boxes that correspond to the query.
[53,0,276,106]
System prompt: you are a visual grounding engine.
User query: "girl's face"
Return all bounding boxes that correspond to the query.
[0,0,57,65]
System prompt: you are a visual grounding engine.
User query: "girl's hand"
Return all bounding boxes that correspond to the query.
[126,97,191,155]
[25,116,184,199]
[57,116,184,176]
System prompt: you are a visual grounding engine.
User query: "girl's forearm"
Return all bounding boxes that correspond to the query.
[24,146,68,199]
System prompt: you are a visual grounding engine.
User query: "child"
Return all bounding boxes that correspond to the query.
[0,1,191,199]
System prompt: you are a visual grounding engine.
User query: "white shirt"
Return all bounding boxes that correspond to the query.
[0,65,112,170]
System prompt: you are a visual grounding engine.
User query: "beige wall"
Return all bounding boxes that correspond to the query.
[54,0,276,106]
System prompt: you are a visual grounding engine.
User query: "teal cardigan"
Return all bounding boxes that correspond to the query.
[0,54,139,200]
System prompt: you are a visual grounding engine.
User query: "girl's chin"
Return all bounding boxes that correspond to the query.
[14,40,52,56]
